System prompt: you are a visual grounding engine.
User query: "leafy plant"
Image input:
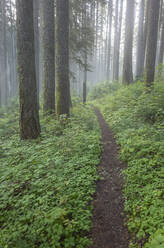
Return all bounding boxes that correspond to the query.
[0,104,101,248]
[93,80,164,248]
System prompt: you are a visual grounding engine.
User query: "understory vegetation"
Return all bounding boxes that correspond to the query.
[0,103,101,248]
[90,81,164,248]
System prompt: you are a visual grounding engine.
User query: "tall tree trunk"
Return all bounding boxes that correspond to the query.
[83,55,87,104]
[2,0,8,105]
[56,0,70,117]
[9,0,15,98]
[114,0,123,81]
[106,0,113,80]
[83,1,87,104]
[122,0,135,85]
[16,0,40,139]
[136,0,145,80]
[145,0,160,88]
[113,0,119,81]
[42,0,55,114]
[140,0,149,75]
[158,3,164,67]
[33,0,40,109]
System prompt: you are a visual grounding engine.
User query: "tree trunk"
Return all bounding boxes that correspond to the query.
[2,0,8,105]
[33,0,40,109]
[83,62,87,104]
[158,3,164,67]
[83,1,87,103]
[42,0,55,114]
[16,0,40,139]
[56,0,70,117]
[145,0,160,88]
[114,0,123,81]
[106,0,113,80]
[113,0,119,81]
[122,0,135,85]
[140,0,149,75]
[136,0,145,80]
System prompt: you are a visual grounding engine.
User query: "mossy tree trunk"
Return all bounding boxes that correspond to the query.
[42,0,55,114]
[136,0,145,80]
[145,0,160,88]
[16,0,40,139]
[122,0,135,85]
[56,0,70,117]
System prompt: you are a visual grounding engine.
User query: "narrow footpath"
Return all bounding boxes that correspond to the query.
[90,108,129,248]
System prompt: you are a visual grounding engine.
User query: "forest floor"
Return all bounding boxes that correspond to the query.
[90,107,129,248]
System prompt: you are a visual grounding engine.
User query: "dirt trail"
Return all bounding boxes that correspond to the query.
[90,107,129,248]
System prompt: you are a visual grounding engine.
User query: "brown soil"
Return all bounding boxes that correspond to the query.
[90,108,129,248]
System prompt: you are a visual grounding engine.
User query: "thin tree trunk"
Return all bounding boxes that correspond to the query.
[33,0,40,109]
[140,0,149,75]
[106,0,113,80]
[145,0,160,88]
[122,0,135,85]
[136,0,145,80]
[56,0,70,117]
[16,0,40,139]
[42,0,55,114]
[115,0,123,81]
[2,0,8,105]
[158,2,164,67]
[113,0,119,81]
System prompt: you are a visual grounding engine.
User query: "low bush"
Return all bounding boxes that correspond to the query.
[94,81,164,248]
[0,104,101,248]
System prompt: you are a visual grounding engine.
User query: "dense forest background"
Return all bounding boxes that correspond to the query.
[1,0,163,110]
[0,0,164,248]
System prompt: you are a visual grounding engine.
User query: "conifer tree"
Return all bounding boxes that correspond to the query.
[42,0,55,114]
[16,0,40,139]
[145,0,160,88]
[56,0,70,117]
[122,0,135,85]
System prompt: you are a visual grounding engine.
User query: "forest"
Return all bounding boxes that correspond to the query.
[0,0,164,247]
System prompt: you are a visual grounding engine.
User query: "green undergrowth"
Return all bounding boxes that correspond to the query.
[91,81,164,248]
[0,103,101,248]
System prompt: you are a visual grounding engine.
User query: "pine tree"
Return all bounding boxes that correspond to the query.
[145,0,160,88]
[122,0,135,85]
[16,0,40,139]
[42,0,55,114]
[56,0,70,117]
[136,0,144,80]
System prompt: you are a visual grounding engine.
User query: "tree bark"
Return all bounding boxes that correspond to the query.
[16,0,40,139]
[106,0,113,80]
[140,0,149,76]
[158,3,164,66]
[136,0,145,80]
[113,0,119,81]
[42,0,55,114]
[122,0,135,85]
[33,0,40,109]
[145,0,160,88]
[56,0,70,117]
[2,0,8,105]
[114,0,123,81]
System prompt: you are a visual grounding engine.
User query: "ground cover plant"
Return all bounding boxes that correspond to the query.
[90,81,164,248]
[0,103,101,248]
